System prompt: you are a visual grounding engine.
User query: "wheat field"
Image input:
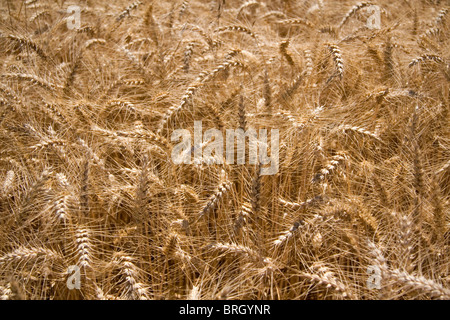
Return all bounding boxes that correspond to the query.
[0,0,449,300]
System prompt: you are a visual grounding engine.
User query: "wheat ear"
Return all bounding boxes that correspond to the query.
[338,2,373,29]
[409,54,443,67]
[111,253,149,300]
[0,246,60,265]
[326,44,344,80]
[5,34,47,60]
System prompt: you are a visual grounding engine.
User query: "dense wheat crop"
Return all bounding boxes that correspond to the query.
[0,0,449,300]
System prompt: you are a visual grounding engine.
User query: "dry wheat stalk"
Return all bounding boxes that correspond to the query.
[338,2,373,29]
